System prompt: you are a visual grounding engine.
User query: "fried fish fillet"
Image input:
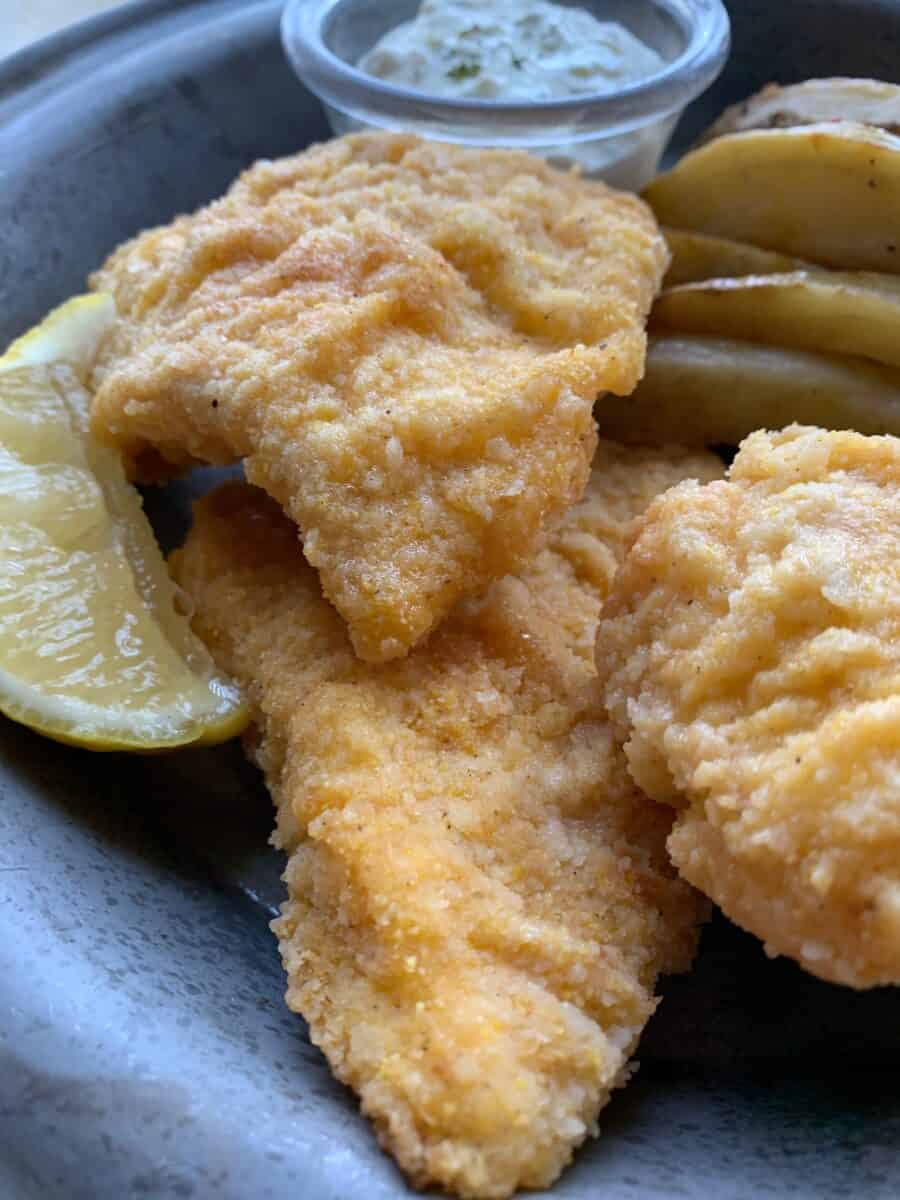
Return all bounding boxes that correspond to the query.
[171,442,719,1199]
[91,133,666,663]
[598,426,900,988]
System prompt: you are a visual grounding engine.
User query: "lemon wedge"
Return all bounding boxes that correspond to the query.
[0,295,249,751]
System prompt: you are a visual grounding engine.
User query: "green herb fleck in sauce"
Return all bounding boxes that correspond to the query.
[447,61,481,81]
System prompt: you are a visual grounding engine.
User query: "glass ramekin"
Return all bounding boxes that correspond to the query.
[281,0,730,191]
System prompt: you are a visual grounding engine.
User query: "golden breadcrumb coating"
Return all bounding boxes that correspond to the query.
[90,132,667,661]
[598,426,900,989]
[171,442,718,1199]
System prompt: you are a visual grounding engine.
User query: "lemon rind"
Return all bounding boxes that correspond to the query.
[1,294,115,374]
[0,294,250,752]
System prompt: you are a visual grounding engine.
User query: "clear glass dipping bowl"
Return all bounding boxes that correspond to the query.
[281,0,730,191]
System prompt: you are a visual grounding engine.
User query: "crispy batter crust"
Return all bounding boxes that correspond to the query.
[171,442,717,1198]
[91,133,666,661]
[598,426,900,988]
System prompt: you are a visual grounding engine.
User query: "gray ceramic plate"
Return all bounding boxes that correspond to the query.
[1,3,899,1197]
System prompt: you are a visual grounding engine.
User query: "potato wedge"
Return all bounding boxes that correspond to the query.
[652,270,900,368]
[597,335,900,447]
[699,77,900,144]
[663,229,809,287]
[645,123,900,273]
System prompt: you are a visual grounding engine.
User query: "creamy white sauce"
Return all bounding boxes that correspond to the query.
[359,0,664,102]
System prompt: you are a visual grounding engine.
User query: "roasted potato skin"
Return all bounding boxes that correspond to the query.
[645,123,900,274]
[663,229,808,287]
[652,270,900,369]
[698,77,900,144]
[597,335,900,448]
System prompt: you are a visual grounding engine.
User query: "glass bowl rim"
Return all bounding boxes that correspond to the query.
[281,0,731,131]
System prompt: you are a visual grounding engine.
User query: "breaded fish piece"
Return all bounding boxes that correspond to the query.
[598,426,900,989]
[91,133,667,662]
[171,442,719,1199]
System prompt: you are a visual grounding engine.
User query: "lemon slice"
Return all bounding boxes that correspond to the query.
[0,295,249,751]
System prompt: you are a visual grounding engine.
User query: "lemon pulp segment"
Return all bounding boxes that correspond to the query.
[0,296,248,750]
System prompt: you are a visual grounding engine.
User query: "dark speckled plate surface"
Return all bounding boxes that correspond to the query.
[2,3,900,1197]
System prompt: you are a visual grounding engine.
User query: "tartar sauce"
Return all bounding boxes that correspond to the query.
[358,0,664,103]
